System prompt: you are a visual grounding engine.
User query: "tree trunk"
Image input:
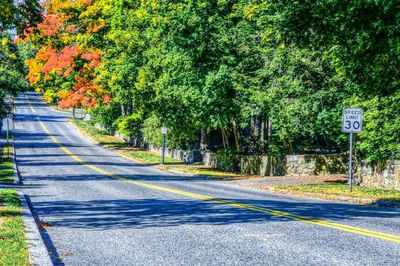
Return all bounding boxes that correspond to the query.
[221,127,229,149]
[267,117,272,151]
[232,120,240,152]
[289,140,294,155]
[200,128,207,150]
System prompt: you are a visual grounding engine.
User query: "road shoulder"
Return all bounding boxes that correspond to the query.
[1,128,53,265]
[19,191,53,266]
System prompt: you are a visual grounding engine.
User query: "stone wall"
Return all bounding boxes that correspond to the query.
[236,154,347,177]
[202,153,287,176]
[205,152,400,190]
[202,151,217,168]
[203,152,346,177]
[285,154,348,176]
[239,156,285,176]
[356,160,400,189]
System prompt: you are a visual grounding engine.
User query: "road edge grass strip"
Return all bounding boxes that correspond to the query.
[69,118,246,179]
[119,150,245,179]
[69,118,125,147]
[0,189,30,266]
[0,145,14,184]
[268,184,400,206]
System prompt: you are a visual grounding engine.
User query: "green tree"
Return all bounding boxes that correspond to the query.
[0,33,27,117]
[267,0,400,162]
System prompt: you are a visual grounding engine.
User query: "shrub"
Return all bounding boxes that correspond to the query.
[117,113,143,139]
[216,148,239,172]
[143,115,199,149]
[89,103,121,134]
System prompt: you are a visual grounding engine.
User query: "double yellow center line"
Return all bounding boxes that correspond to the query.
[26,94,36,113]
[26,94,400,244]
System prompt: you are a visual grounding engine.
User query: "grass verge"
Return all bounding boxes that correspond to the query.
[122,150,243,179]
[270,183,400,204]
[70,118,244,179]
[70,118,125,148]
[124,150,181,164]
[0,189,29,265]
[0,145,14,184]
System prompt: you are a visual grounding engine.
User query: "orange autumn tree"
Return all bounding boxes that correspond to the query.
[20,0,110,112]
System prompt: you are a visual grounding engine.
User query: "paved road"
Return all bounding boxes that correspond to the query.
[16,92,400,265]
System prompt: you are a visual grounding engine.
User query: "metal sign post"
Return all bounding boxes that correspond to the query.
[342,108,363,192]
[348,132,353,192]
[12,107,15,129]
[161,127,167,164]
[6,114,10,158]
[11,97,15,129]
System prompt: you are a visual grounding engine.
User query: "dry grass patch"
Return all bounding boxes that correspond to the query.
[270,183,400,204]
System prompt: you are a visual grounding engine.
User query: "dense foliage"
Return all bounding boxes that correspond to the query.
[0,0,40,119]
[20,0,400,164]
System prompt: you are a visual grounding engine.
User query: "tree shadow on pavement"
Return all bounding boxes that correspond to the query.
[16,114,69,123]
[28,194,400,231]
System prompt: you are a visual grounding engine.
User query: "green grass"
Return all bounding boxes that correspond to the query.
[70,118,245,179]
[124,150,181,164]
[0,189,29,265]
[273,183,400,202]
[70,118,125,148]
[0,146,14,184]
[122,150,243,179]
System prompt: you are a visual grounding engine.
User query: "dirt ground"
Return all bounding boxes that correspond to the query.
[226,174,347,189]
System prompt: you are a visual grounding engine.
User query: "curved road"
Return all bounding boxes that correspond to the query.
[16,92,400,265]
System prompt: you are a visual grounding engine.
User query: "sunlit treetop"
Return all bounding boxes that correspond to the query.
[22,0,110,109]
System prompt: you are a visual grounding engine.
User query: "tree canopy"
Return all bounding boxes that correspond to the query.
[20,0,400,163]
[0,0,40,117]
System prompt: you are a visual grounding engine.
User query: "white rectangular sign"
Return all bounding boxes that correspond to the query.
[7,113,13,120]
[342,108,363,133]
[161,127,167,134]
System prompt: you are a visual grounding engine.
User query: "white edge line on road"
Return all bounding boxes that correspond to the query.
[18,191,53,266]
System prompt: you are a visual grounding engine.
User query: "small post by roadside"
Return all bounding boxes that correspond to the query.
[161,127,167,164]
[342,108,363,192]
[6,113,11,158]
[12,97,15,129]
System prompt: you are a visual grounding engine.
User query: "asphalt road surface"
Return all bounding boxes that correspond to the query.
[16,92,400,265]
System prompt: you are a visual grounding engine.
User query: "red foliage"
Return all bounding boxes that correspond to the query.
[103,94,112,103]
[21,0,111,110]
[39,45,80,78]
[81,0,93,6]
[37,15,63,36]
[58,77,111,109]
[81,50,101,68]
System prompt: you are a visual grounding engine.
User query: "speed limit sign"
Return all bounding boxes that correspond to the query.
[342,107,363,192]
[342,108,363,133]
